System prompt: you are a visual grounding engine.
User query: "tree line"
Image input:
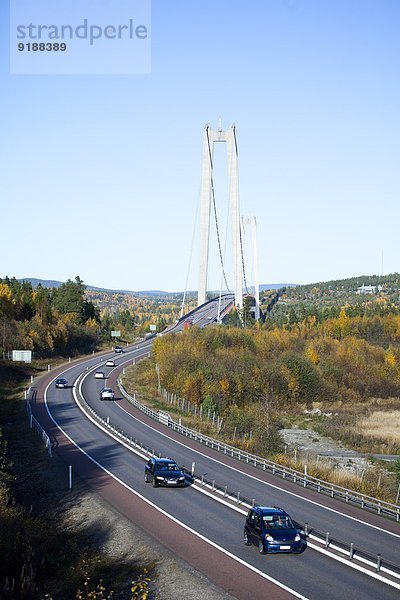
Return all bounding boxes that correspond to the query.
[0,276,100,357]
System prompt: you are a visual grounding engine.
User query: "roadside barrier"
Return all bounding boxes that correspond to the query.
[75,377,400,585]
[25,388,52,457]
[118,380,400,523]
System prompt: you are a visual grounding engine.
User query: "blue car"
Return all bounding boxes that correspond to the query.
[244,506,306,554]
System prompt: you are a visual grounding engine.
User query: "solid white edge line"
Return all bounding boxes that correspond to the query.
[73,370,400,590]
[43,377,308,600]
[47,363,400,591]
[114,396,400,540]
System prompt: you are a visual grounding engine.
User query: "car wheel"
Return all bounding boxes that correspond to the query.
[152,477,158,488]
[244,531,251,546]
[258,540,265,554]
[144,472,149,483]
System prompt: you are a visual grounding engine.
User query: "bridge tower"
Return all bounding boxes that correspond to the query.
[242,216,260,321]
[198,123,243,308]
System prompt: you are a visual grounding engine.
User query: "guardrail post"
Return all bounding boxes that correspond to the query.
[304,465,307,487]
[212,480,215,492]
[376,554,381,572]
[325,532,330,548]
[304,522,308,535]
[252,499,255,507]
[349,543,354,560]
[191,462,195,476]
[68,465,73,489]
[237,492,240,504]
[224,485,227,498]
[201,475,204,486]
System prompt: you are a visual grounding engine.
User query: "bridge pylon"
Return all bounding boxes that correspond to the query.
[198,123,242,309]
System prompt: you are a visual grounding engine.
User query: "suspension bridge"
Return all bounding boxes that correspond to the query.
[181,122,261,322]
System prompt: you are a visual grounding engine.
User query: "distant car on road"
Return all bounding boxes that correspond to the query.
[244,506,306,554]
[114,346,123,354]
[144,457,186,488]
[94,371,105,379]
[99,387,115,401]
[105,359,115,367]
[55,378,68,389]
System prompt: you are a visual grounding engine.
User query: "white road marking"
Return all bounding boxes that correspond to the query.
[43,378,308,600]
[45,367,400,598]
[113,398,400,540]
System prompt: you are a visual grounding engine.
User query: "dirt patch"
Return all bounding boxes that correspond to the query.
[280,427,368,474]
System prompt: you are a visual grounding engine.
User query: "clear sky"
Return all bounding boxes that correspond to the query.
[1,0,399,293]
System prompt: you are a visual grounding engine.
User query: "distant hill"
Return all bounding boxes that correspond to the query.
[18,278,64,289]
[17,278,174,296]
[17,278,297,296]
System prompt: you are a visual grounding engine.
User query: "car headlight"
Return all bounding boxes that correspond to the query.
[265,535,274,542]
[179,476,185,480]
[156,476,164,480]
[295,533,301,542]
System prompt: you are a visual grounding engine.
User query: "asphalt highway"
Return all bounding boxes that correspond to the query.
[32,342,400,600]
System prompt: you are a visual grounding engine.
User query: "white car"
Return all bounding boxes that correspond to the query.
[100,387,115,400]
[94,371,105,379]
[105,360,115,367]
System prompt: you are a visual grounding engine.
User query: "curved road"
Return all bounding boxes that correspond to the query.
[30,341,400,600]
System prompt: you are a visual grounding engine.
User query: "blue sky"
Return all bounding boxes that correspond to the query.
[1,0,399,293]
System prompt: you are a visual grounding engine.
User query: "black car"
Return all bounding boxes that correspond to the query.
[144,457,186,488]
[244,506,306,554]
[55,378,68,389]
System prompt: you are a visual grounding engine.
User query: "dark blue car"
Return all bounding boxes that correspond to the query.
[244,506,306,554]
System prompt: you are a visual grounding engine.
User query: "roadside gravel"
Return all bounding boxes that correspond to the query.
[62,475,236,600]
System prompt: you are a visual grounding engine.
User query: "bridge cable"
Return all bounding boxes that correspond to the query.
[180,177,201,319]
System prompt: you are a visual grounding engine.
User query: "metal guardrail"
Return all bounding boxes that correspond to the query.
[118,381,400,523]
[75,378,400,581]
[189,469,400,580]
[26,388,52,457]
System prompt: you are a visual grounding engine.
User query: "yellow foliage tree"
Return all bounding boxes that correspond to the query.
[0,283,14,318]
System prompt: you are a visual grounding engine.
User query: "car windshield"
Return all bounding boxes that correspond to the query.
[158,463,179,471]
[262,515,294,528]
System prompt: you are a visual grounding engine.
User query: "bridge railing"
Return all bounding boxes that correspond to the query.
[118,380,400,523]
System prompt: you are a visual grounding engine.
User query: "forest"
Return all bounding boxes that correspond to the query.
[147,305,400,457]
[0,276,100,357]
